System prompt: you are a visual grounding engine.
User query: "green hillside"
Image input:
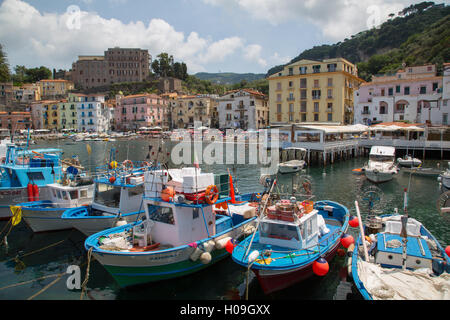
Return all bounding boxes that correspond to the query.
[266,2,450,81]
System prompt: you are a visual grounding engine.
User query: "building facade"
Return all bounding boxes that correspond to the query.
[171,95,218,129]
[0,82,14,109]
[354,64,446,125]
[114,94,169,131]
[268,58,364,126]
[38,79,74,100]
[218,89,269,130]
[0,112,32,131]
[76,94,111,133]
[71,48,152,89]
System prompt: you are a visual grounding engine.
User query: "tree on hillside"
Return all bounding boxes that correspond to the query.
[152,53,188,80]
[0,44,11,82]
[12,65,52,84]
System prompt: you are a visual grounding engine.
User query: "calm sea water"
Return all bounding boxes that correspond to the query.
[0,139,448,300]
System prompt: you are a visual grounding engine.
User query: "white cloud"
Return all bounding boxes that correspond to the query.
[202,0,423,40]
[0,0,265,73]
[243,44,267,67]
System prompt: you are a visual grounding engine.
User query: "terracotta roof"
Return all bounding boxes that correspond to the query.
[224,89,267,98]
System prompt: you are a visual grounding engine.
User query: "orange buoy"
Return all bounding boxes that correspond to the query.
[109,176,116,184]
[313,257,329,276]
[225,239,237,254]
[349,216,359,228]
[161,187,175,202]
[340,234,355,249]
[205,185,219,205]
[32,184,39,201]
[445,245,450,257]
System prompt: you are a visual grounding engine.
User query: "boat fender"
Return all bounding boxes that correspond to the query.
[115,219,128,227]
[323,205,334,213]
[248,250,260,264]
[346,243,355,257]
[204,240,216,253]
[189,247,203,262]
[200,252,212,265]
[215,237,232,250]
[32,184,39,201]
[27,183,33,202]
[243,225,256,236]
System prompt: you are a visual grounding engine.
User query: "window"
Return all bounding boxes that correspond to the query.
[277,94,282,102]
[289,81,293,88]
[404,87,410,95]
[388,88,393,96]
[327,113,333,121]
[312,90,321,100]
[276,82,281,90]
[288,68,293,76]
[300,89,307,100]
[380,105,387,114]
[314,102,319,113]
[299,66,307,74]
[300,78,307,88]
[277,104,282,113]
[433,82,439,91]
[327,78,333,87]
[301,101,307,113]
[443,114,448,125]
[327,89,333,99]
[314,79,319,88]
[94,183,121,208]
[301,114,307,122]
[314,114,319,121]
[26,172,45,181]
[312,65,321,73]
[396,85,401,93]
[149,205,175,225]
[288,93,294,101]
[420,86,427,94]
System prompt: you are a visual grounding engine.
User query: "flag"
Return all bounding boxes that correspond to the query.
[229,173,236,204]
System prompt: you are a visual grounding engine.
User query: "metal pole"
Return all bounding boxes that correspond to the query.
[355,201,369,262]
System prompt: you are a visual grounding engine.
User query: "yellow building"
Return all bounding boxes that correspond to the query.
[38,79,74,99]
[42,101,60,131]
[268,58,364,125]
[172,95,218,129]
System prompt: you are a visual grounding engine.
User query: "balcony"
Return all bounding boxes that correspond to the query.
[287,97,295,102]
[361,110,371,115]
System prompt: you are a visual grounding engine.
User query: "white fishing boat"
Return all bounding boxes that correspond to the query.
[61,166,148,236]
[364,146,398,183]
[20,178,95,233]
[438,162,450,193]
[84,168,260,287]
[397,155,422,168]
[278,148,307,174]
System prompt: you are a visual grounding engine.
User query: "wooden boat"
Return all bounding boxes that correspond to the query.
[20,179,94,233]
[364,146,398,183]
[350,190,450,300]
[351,214,450,300]
[61,165,149,236]
[232,179,349,294]
[84,168,260,287]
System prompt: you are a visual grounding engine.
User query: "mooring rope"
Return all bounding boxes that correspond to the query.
[80,247,94,300]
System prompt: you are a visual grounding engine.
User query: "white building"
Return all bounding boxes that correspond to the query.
[354,64,448,126]
[75,94,111,133]
[217,89,268,130]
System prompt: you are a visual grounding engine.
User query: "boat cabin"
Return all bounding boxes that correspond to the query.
[47,183,94,208]
[91,172,145,215]
[369,146,395,163]
[259,208,320,250]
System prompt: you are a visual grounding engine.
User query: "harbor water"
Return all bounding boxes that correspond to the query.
[0,139,449,300]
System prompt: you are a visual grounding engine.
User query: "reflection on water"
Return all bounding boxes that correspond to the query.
[0,139,448,300]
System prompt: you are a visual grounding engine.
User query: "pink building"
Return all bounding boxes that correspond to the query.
[355,64,445,125]
[114,93,169,131]
[0,111,32,132]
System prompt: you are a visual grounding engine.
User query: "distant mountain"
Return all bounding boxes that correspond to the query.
[194,72,266,85]
[266,2,450,81]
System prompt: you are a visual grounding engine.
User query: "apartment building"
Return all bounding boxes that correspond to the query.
[71,48,152,89]
[268,58,364,125]
[14,83,41,103]
[218,89,269,130]
[42,101,61,131]
[354,64,446,125]
[171,95,218,129]
[0,82,14,109]
[0,111,32,131]
[38,79,74,99]
[114,93,169,131]
[75,94,111,133]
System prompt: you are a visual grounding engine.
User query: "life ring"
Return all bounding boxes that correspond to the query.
[141,161,151,168]
[122,160,133,170]
[205,185,219,205]
[109,161,118,169]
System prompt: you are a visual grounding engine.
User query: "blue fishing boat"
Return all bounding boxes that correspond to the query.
[0,144,63,220]
[84,168,260,287]
[62,163,150,236]
[350,191,450,300]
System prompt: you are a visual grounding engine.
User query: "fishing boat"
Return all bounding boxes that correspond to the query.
[84,167,260,287]
[19,177,95,233]
[350,190,450,300]
[397,155,422,168]
[278,148,307,174]
[402,166,443,177]
[0,144,63,220]
[232,178,349,294]
[61,164,149,236]
[363,146,398,183]
[438,162,450,192]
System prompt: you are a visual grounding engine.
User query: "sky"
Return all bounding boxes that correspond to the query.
[0,0,447,75]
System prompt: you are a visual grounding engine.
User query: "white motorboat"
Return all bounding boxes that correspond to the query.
[397,155,422,168]
[438,162,450,193]
[364,146,398,183]
[278,147,307,174]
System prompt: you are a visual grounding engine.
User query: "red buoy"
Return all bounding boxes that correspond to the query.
[225,239,237,254]
[337,248,346,257]
[349,216,359,228]
[109,176,116,184]
[445,246,450,258]
[313,257,329,276]
[27,183,33,202]
[32,184,39,201]
[340,234,355,249]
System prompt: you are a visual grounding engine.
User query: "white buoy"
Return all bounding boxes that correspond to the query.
[215,237,232,250]
[200,252,212,264]
[189,247,203,262]
[248,250,260,264]
[204,240,216,253]
[115,219,127,227]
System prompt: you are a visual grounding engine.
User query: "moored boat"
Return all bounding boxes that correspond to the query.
[232,179,349,294]
[84,167,260,287]
[278,148,307,174]
[364,146,398,183]
[397,155,422,168]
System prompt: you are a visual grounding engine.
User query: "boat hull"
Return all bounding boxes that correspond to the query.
[87,218,256,287]
[66,212,142,236]
[253,239,340,294]
[365,170,395,183]
[22,206,72,232]
[440,175,450,192]
[0,187,49,220]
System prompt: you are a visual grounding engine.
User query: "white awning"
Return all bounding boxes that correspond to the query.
[295,124,370,134]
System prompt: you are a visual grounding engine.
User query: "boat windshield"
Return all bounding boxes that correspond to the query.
[369,155,394,162]
[260,222,300,241]
[94,183,121,208]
